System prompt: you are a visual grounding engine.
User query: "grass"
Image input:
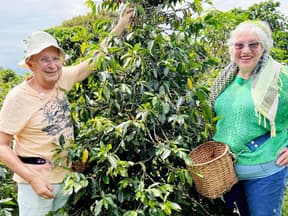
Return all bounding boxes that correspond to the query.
[282,190,288,215]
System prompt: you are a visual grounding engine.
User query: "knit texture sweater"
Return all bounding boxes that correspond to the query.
[213,72,288,165]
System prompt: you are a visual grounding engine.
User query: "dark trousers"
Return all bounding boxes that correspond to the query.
[223,168,287,216]
[223,182,250,216]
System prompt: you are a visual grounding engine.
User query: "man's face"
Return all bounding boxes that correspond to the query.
[28,46,63,89]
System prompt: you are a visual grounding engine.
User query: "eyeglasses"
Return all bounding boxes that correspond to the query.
[233,41,261,50]
[38,56,61,65]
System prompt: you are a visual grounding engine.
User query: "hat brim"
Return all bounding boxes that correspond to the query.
[18,45,65,69]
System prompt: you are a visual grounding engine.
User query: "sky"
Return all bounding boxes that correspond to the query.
[0,0,287,74]
[0,0,89,74]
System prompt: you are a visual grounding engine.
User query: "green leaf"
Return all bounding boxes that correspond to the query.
[92,200,103,216]
[166,201,182,212]
[162,102,170,115]
[59,134,65,147]
[147,40,155,56]
[123,210,138,216]
[108,154,117,168]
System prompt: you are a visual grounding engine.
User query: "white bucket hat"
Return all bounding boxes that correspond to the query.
[18,31,65,69]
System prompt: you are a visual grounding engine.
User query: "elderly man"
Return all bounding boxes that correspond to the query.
[0,8,134,215]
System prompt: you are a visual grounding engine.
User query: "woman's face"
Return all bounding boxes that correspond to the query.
[231,32,264,75]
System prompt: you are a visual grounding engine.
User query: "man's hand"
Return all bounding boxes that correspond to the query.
[112,7,135,34]
[29,177,55,199]
[119,7,135,29]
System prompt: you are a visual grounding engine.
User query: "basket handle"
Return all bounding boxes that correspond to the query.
[229,151,237,163]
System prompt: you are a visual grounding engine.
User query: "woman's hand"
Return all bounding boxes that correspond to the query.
[276,147,288,166]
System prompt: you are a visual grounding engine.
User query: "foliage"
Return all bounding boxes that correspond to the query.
[0,68,24,108]
[0,165,18,215]
[0,68,23,215]
[283,190,288,216]
[60,13,96,29]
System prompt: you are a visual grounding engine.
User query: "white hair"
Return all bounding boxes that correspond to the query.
[227,21,273,60]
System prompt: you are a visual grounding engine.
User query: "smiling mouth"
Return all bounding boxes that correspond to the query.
[240,56,253,63]
[241,56,252,60]
[45,71,57,74]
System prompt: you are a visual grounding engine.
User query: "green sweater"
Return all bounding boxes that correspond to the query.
[213,73,288,165]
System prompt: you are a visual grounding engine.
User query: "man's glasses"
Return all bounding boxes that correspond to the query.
[38,56,61,65]
[233,41,261,50]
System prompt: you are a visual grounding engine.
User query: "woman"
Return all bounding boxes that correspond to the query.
[209,20,288,216]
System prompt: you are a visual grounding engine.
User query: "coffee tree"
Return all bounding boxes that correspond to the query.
[0,68,23,215]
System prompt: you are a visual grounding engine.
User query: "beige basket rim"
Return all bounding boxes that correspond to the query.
[189,141,229,167]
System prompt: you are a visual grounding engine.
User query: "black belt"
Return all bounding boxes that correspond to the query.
[18,156,47,165]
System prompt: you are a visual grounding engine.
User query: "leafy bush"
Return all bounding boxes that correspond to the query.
[0,68,23,215]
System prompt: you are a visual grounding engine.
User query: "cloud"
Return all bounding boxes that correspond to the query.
[0,0,89,73]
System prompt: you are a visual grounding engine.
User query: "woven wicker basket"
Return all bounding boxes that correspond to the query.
[188,141,238,199]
